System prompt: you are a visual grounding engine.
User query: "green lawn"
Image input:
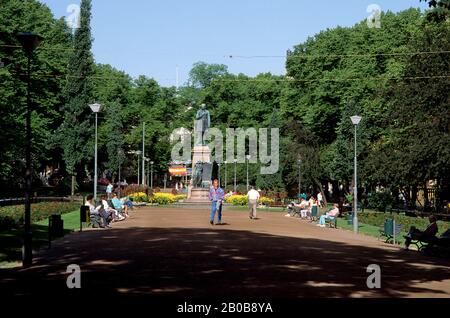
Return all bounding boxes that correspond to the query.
[335,218,408,246]
[0,210,82,269]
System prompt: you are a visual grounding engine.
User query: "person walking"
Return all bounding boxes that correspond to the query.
[209,179,225,225]
[247,186,260,219]
[106,181,113,200]
[317,192,324,208]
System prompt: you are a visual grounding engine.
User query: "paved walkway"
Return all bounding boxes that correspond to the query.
[1,207,449,298]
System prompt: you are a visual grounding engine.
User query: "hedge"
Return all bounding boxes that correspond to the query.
[356,212,449,235]
[224,195,275,206]
[0,201,80,231]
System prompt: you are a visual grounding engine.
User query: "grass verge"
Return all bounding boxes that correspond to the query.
[0,210,82,269]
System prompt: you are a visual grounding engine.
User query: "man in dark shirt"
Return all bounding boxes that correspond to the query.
[404,215,438,250]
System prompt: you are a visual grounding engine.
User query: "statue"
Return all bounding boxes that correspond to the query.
[194,103,210,146]
[193,161,204,188]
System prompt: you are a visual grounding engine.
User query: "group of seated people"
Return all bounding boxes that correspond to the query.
[285,197,340,228]
[85,193,134,228]
[285,197,317,218]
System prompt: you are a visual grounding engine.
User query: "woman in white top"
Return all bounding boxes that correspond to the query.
[85,194,111,228]
[101,195,124,221]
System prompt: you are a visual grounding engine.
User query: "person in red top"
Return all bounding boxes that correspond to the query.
[404,215,438,250]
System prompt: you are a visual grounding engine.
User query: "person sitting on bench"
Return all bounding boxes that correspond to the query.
[317,204,339,227]
[101,195,125,222]
[111,193,129,218]
[285,198,308,217]
[85,194,111,228]
[404,215,438,250]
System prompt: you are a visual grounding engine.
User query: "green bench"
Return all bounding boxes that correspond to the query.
[379,218,402,244]
[325,216,338,228]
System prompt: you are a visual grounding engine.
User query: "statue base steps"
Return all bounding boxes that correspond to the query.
[185,188,210,203]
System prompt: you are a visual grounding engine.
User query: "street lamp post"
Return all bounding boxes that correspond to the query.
[117,148,124,198]
[351,115,362,234]
[145,158,150,187]
[246,155,251,190]
[142,122,145,186]
[89,103,102,201]
[233,159,237,192]
[297,158,302,200]
[224,161,228,190]
[150,161,154,188]
[16,32,43,268]
[135,150,142,185]
[218,163,221,187]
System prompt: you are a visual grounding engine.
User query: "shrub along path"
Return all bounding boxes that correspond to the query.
[0,206,449,298]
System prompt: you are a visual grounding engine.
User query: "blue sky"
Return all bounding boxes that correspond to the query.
[39,0,427,86]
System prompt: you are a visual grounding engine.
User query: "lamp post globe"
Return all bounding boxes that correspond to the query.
[89,103,102,201]
[350,115,362,233]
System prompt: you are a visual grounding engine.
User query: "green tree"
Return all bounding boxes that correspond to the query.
[420,0,450,21]
[0,0,71,192]
[188,61,229,88]
[55,0,95,195]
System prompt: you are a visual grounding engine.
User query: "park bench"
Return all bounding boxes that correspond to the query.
[407,235,437,252]
[424,233,450,257]
[325,214,338,228]
[80,204,102,229]
[379,218,402,244]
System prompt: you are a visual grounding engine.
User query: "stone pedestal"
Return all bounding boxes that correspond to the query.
[192,145,211,165]
[186,145,211,204]
[188,188,210,203]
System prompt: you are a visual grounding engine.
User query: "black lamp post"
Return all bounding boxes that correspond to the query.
[16,32,43,268]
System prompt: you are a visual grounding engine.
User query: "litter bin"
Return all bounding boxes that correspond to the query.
[347,213,353,225]
[49,214,64,237]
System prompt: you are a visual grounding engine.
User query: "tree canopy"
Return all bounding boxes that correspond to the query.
[0,0,448,208]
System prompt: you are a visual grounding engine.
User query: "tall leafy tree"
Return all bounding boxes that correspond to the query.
[55,0,95,194]
[0,0,71,193]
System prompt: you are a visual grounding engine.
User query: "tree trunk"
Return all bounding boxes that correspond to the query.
[71,175,75,197]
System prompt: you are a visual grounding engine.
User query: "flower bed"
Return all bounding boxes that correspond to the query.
[0,201,80,230]
[129,192,149,203]
[128,192,188,205]
[224,195,275,206]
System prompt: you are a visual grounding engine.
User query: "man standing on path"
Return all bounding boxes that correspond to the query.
[106,181,113,200]
[247,186,260,219]
[209,179,225,225]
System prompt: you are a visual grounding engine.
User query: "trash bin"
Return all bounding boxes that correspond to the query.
[49,214,64,237]
[80,205,89,223]
[347,213,353,225]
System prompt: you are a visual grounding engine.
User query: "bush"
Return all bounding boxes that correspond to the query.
[0,201,80,231]
[129,192,149,202]
[174,194,187,202]
[259,197,275,206]
[122,185,148,197]
[367,191,394,211]
[224,195,248,206]
[150,193,174,205]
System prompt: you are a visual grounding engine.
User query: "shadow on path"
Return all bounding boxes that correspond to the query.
[1,226,449,298]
